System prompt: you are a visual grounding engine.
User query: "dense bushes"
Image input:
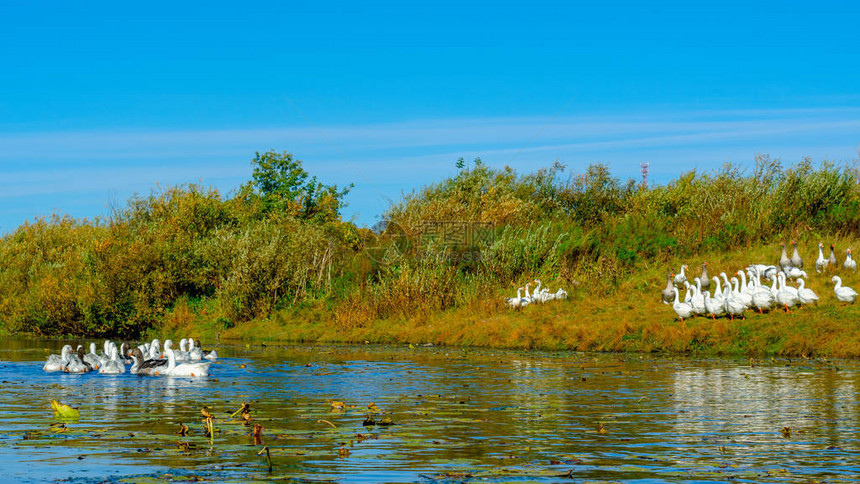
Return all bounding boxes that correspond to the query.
[1,152,858,337]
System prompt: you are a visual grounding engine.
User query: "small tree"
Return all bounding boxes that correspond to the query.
[240,150,352,223]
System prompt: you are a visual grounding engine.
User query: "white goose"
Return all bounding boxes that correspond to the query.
[44,345,73,372]
[164,345,211,377]
[815,242,827,273]
[674,264,688,286]
[99,345,126,374]
[832,276,858,304]
[844,249,857,272]
[65,347,94,373]
[703,290,726,320]
[731,277,753,309]
[671,287,695,322]
[750,269,776,313]
[796,279,819,307]
[690,278,706,315]
[724,282,746,320]
[682,281,693,303]
[784,267,807,280]
[505,287,524,308]
[84,343,102,370]
[775,273,799,312]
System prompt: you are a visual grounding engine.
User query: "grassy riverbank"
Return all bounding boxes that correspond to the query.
[160,241,860,357]
[2,152,860,356]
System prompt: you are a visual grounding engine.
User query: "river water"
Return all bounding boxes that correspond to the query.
[0,338,858,483]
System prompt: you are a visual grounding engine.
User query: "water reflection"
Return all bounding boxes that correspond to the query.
[1,340,859,483]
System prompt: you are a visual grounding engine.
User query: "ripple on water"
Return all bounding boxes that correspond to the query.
[1,340,859,483]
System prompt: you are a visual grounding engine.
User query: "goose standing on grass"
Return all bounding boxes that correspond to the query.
[703,290,726,320]
[816,243,827,273]
[828,244,838,272]
[776,273,799,312]
[731,277,753,309]
[682,281,693,303]
[779,242,792,271]
[699,263,710,291]
[691,278,706,315]
[661,272,675,304]
[791,241,803,269]
[671,287,695,322]
[832,276,858,304]
[751,272,776,314]
[522,282,534,305]
[784,266,807,280]
[844,249,856,272]
[505,287,524,308]
[711,276,725,305]
[674,265,688,286]
[553,288,568,300]
[796,279,819,307]
[44,345,73,372]
[748,264,778,281]
[724,282,747,320]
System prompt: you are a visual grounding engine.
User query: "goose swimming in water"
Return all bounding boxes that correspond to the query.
[99,345,126,374]
[188,338,218,361]
[65,347,94,373]
[164,345,211,377]
[130,348,168,376]
[44,345,73,372]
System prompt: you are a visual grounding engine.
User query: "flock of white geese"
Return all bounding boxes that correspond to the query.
[42,338,217,377]
[505,279,568,308]
[663,241,859,321]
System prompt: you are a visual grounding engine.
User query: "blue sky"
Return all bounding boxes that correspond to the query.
[1,1,858,232]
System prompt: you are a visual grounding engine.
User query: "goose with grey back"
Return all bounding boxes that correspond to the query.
[130,348,168,375]
[44,345,73,372]
[828,244,838,272]
[699,263,710,291]
[661,272,675,304]
[791,241,803,269]
[779,242,792,271]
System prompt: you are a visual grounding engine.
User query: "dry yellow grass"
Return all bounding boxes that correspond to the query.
[199,239,860,357]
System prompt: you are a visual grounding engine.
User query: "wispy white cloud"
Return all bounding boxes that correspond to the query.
[1,106,858,229]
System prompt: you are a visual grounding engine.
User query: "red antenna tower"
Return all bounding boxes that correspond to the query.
[640,162,650,189]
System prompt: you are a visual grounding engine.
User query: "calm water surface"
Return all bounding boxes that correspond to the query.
[0,338,858,483]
